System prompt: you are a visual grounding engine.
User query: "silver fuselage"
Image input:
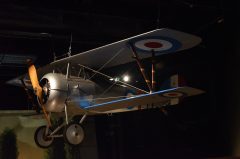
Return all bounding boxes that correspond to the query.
[41,73,128,113]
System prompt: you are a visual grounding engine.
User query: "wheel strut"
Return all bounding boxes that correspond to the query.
[79,113,87,124]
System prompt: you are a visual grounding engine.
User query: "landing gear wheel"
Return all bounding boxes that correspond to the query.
[34,126,54,148]
[64,123,84,146]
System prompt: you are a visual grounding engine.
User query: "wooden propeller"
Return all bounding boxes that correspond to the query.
[28,61,52,127]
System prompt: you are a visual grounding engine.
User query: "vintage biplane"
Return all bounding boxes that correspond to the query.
[8,28,204,148]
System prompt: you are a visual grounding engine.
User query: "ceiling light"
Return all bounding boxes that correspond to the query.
[123,75,130,82]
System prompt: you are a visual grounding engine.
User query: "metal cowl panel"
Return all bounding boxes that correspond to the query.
[41,73,68,112]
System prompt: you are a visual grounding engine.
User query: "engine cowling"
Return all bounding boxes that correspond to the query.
[39,73,96,113]
[40,73,68,112]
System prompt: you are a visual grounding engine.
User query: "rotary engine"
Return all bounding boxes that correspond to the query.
[40,73,69,112]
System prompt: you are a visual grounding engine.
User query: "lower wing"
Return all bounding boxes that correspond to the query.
[68,87,204,115]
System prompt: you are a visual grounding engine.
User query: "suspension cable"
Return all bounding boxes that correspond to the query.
[67,33,73,57]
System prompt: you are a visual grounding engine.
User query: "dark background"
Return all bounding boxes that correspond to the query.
[0,0,238,158]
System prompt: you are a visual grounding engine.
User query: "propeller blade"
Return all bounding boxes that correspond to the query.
[27,61,52,127]
[28,64,42,97]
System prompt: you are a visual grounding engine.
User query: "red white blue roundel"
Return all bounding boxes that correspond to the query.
[129,36,182,54]
[162,91,184,98]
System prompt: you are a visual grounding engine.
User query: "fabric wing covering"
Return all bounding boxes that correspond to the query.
[66,87,204,115]
[51,28,201,69]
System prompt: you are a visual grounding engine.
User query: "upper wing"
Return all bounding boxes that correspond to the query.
[67,87,204,115]
[7,28,201,87]
[51,28,201,69]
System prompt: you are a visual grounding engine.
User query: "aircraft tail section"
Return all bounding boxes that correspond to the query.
[160,74,186,105]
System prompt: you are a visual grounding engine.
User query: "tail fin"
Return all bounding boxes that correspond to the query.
[160,74,186,105]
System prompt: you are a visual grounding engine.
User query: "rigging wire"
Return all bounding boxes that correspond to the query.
[78,63,148,94]
[98,81,117,97]
[88,47,125,80]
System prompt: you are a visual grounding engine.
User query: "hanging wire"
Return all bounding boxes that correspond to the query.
[156,0,161,29]
[67,33,73,57]
[53,51,56,62]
